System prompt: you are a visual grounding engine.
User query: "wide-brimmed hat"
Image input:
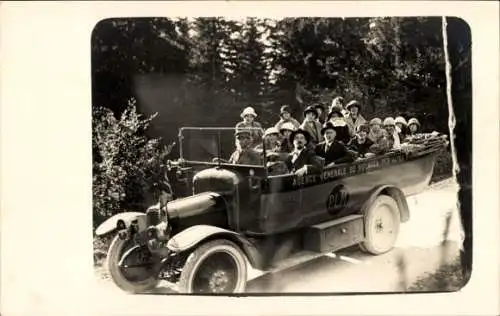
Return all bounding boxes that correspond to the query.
[313,103,325,111]
[240,106,257,118]
[383,117,396,126]
[279,122,296,133]
[289,128,311,144]
[408,117,420,127]
[327,108,344,121]
[263,127,280,137]
[321,122,340,135]
[346,100,361,111]
[280,105,291,115]
[395,116,408,126]
[370,118,382,125]
[303,105,318,118]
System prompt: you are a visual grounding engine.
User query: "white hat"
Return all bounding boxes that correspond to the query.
[240,106,257,118]
[264,127,279,137]
[395,116,408,125]
[383,117,396,126]
[408,118,420,127]
[279,122,296,133]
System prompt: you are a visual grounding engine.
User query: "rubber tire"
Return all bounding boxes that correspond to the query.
[178,239,248,294]
[106,235,159,293]
[361,195,401,255]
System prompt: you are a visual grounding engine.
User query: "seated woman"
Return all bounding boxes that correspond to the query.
[299,105,323,146]
[255,127,281,153]
[278,122,296,153]
[347,124,375,159]
[315,122,354,167]
[275,105,301,131]
[405,117,421,141]
[325,108,351,144]
[395,116,409,140]
[383,117,401,150]
[368,118,391,155]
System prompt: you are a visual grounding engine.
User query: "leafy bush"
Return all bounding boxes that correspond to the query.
[92,98,171,229]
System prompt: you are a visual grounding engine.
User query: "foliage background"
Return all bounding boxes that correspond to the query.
[91,16,470,226]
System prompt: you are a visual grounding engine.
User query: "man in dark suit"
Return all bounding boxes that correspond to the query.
[285,129,323,175]
[315,122,354,166]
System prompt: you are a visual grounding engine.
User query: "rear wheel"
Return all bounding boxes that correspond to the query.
[178,239,247,294]
[106,235,159,293]
[360,195,401,255]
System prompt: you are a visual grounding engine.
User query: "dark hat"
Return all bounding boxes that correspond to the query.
[346,100,361,111]
[303,105,318,118]
[280,105,291,115]
[321,122,339,135]
[357,124,370,134]
[313,103,325,111]
[289,128,311,144]
[326,108,344,121]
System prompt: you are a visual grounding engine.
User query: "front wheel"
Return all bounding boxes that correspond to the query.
[178,239,248,294]
[106,235,159,293]
[360,195,401,255]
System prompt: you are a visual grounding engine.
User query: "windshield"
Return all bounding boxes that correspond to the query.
[179,127,267,166]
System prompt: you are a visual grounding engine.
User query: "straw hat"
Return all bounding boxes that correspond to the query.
[370,118,382,125]
[240,106,257,118]
[279,122,296,133]
[264,127,280,137]
[383,117,396,126]
[395,116,408,126]
[408,118,420,127]
[346,100,361,111]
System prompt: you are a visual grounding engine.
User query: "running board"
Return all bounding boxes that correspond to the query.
[266,251,325,272]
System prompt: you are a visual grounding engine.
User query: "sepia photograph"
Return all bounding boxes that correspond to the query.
[91,15,472,295]
[3,1,500,315]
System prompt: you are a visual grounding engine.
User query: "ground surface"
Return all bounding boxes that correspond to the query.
[94,177,464,295]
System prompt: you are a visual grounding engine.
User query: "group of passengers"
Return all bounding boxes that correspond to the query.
[230,97,428,176]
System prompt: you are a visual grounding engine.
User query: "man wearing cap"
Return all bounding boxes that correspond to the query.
[275,105,301,131]
[315,122,354,166]
[347,124,375,158]
[235,106,264,147]
[285,129,322,175]
[299,105,323,145]
[345,100,367,137]
[228,130,262,165]
[383,117,401,150]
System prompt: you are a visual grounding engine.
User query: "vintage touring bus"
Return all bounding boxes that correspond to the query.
[95,127,448,294]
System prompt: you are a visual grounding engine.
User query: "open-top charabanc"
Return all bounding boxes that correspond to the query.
[95,126,449,294]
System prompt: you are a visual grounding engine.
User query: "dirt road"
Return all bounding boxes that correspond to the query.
[94,177,463,295]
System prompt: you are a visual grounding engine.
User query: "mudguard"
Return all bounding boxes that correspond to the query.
[95,212,147,236]
[361,185,410,223]
[166,225,242,252]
